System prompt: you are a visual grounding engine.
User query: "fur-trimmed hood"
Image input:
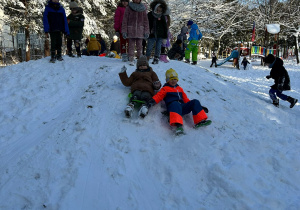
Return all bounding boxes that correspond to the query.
[129,2,146,12]
[150,0,168,14]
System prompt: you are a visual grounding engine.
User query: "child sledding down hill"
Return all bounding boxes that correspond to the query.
[146,68,212,135]
[265,54,298,108]
[119,56,161,118]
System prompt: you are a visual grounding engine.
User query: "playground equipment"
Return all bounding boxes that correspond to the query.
[250,46,276,57]
[217,50,239,66]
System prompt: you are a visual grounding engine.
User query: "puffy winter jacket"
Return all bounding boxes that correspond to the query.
[121,2,149,39]
[119,67,160,96]
[147,12,168,39]
[67,12,84,40]
[188,23,202,41]
[269,57,291,90]
[43,1,69,35]
[87,37,101,52]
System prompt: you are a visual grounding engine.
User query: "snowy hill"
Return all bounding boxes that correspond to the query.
[0,56,300,209]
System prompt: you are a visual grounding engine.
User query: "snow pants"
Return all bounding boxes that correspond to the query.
[269,88,288,101]
[167,99,207,126]
[128,38,143,61]
[185,40,199,62]
[67,38,81,55]
[50,31,62,56]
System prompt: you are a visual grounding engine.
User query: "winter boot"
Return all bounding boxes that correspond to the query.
[272,99,279,107]
[185,59,190,64]
[50,51,56,63]
[192,61,197,65]
[160,54,169,63]
[286,96,298,108]
[175,124,184,135]
[122,53,128,62]
[68,52,75,57]
[124,102,135,118]
[138,104,149,118]
[195,120,212,128]
[152,56,159,64]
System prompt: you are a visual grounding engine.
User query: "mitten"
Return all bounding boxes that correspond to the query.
[120,65,127,73]
[162,39,167,45]
[122,33,127,39]
[153,81,161,90]
[144,33,149,39]
[266,75,271,79]
[147,98,156,108]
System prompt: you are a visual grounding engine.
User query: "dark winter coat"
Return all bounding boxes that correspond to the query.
[67,12,84,40]
[241,58,250,66]
[268,57,291,90]
[211,54,217,62]
[43,1,69,35]
[168,43,184,60]
[177,26,188,50]
[110,40,121,54]
[119,67,160,96]
[147,12,168,39]
[121,2,150,39]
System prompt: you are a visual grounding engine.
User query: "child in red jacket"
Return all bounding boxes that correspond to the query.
[147,68,211,135]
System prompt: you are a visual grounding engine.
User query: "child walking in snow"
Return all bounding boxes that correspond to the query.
[119,56,161,118]
[146,68,211,135]
[43,0,70,63]
[121,0,149,66]
[145,0,168,64]
[210,52,217,67]
[265,54,298,108]
[241,57,250,70]
[67,3,84,57]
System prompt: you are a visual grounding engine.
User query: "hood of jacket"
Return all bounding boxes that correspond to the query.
[129,2,146,12]
[191,23,199,30]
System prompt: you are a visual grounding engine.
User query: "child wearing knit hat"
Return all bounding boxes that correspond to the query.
[147,68,211,135]
[119,56,161,118]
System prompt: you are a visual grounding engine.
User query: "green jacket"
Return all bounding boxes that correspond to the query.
[67,13,84,40]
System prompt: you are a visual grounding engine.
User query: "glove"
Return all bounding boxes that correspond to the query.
[115,31,120,37]
[278,84,283,92]
[153,81,161,90]
[122,33,127,39]
[162,39,167,45]
[266,75,271,79]
[147,98,156,108]
[120,65,127,73]
[144,33,149,39]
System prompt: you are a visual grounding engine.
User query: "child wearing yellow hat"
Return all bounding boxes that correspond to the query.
[147,68,211,135]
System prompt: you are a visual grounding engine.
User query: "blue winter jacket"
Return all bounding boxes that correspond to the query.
[43,1,69,35]
[188,24,202,41]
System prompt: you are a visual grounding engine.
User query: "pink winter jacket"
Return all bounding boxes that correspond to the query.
[121,3,149,39]
[114,6,126,32]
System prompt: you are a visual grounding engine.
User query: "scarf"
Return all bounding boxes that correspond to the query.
[129,2,146,12]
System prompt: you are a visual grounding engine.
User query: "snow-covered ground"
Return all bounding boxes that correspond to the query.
[0,55,299,209]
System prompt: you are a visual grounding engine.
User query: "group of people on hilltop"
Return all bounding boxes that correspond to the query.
[42,0,297,135]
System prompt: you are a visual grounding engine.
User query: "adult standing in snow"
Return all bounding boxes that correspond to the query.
[67,3,84,57]
[121,0,149,66]
[184,20,202,65]
[43,0,70,63]
[145,0,168,64]
[210,52,217,67]
[114,0,129,61]
[265,54,298,108]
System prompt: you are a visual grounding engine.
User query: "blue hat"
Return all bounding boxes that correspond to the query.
[187,20,193,26]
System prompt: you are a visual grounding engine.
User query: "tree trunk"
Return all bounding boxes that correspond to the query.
[295,35,299,64]
[25,26,30,62]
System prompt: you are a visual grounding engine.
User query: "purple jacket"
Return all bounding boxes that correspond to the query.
[121,2,149,39]
[114,6,126,32]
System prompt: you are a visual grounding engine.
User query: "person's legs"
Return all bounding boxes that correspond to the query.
[135,39,143,59]
[154,38,162,58]
[128,38,135,61]
[75,40,81,56]
[167,101,183,126]
[182,99,207,124]
[67,38,73,55]
[146,38,156,58]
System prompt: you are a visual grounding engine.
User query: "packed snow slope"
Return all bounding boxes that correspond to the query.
[0,56,300,210]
